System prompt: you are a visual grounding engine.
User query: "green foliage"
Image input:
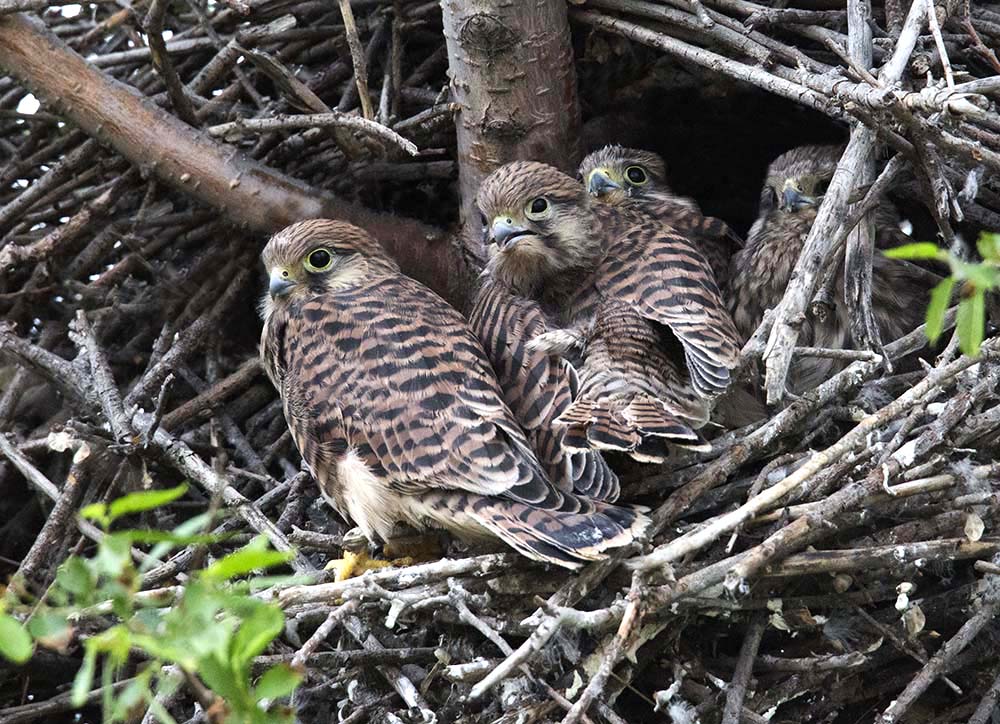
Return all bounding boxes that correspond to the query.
[885,232,1000,357]
[0,487,302,724]
[0,610,33,663]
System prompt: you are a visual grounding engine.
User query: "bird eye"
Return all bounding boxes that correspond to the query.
[304,248,334,272]
[525,197,551,220]
[625,166,648,185]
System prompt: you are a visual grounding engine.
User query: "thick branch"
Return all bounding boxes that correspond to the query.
[0,13,459,300]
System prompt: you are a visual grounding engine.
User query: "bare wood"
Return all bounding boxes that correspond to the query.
[0,13,460,300]
[338,0,374,120]
[441,0,581,264]
[721,612,766,724]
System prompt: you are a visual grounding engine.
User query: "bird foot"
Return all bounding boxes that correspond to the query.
[324,530,443,581]
[325,549,414,582]
[526,329,584,357]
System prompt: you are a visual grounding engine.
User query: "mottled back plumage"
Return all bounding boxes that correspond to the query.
[578,145,743,289]
[478,163,741,463]
[730,145,941,393]
[472,163,619,499]
[260,219,646,568]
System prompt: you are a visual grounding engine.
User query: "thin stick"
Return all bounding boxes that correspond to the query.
[721,613,767,724]
[339,0,374,120]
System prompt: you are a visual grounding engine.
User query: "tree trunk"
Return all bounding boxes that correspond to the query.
[441,0,581,268]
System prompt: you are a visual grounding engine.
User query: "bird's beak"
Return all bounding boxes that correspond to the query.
[269,267,296,298]
[588,168,621,197]
[490,217,531,250]
[780,181,815,212]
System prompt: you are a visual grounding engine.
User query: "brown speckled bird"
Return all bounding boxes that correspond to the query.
[578,145,742,289]
[729,144,941,393]
[477,162,740,463]
[259,219,647,569]
[468,278,620,501]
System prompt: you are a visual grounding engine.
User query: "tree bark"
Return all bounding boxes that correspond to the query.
[441,0,581,267]
[0,13,458,301]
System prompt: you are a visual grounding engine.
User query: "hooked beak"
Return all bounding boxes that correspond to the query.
[780,182,815,212]
[269,267,296,298]
[490,217,531,250]
[587,168,621,197]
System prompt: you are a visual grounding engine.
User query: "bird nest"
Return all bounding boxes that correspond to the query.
[0,1,999,723]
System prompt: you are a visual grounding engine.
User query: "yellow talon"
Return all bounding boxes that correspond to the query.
[324,530,444,581]
[325,549,397,582]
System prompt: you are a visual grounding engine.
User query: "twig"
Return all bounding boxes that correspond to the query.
[143,0,199,125]
[878,576,1000,723]
[339,0,374,120]
[207,113,418,156]
[561,579,643,724]
[290,600,359,670]
[721,612,766,724]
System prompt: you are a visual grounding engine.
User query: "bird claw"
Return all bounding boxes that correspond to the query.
[325,531,442,581]
[325,549,409,582]
[526,329,584,356]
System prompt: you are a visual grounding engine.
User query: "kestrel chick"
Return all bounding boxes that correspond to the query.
[730,144,941,393]
[478,162,740,463]
[469,279,620,502]
[259,219,647,568]
[579,145,742,288]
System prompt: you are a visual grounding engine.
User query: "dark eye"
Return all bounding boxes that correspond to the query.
[525,197,551,220]
[305,248,333,272]
[760,185,778,212]
[814,178,831,196]
[625,166,648,184]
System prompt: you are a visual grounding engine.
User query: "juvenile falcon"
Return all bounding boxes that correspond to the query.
[729,144,942,393]
[259,219,647,569]
[468,279,620,501]
[477,162,741,463]
[579,145,742,289]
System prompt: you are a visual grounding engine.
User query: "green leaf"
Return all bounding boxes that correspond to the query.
[27,612,70,651]
[255,664,301,703]
[884,242,946,260]
[977,232,1000,262]
[926,277,956,344]
[197,652,245,705]
[111,671,151,722]
[0,614,33,663]
[80,502,109,528]
[145,697,179,724]
[122,530,220,546]
[200,537,293,582]
[957,289,986,357]
[231,603,283,666]
[107,484,188,524]
[56,556,95,598]
[953,257,1000,288]
[92,533,133,579]
[141,512,217,574]
[71,645,98,706]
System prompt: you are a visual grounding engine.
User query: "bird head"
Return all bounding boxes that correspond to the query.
[757,144,843,217]
[476,161,600,290]
[577,145,669,206]
[260,219,396,313]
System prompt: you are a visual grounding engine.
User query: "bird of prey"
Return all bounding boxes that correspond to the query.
[477,162,741,463]
[259,219,647,569]
[729,144,941,393]
[468,278,620,501]
[578,145,742,289]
